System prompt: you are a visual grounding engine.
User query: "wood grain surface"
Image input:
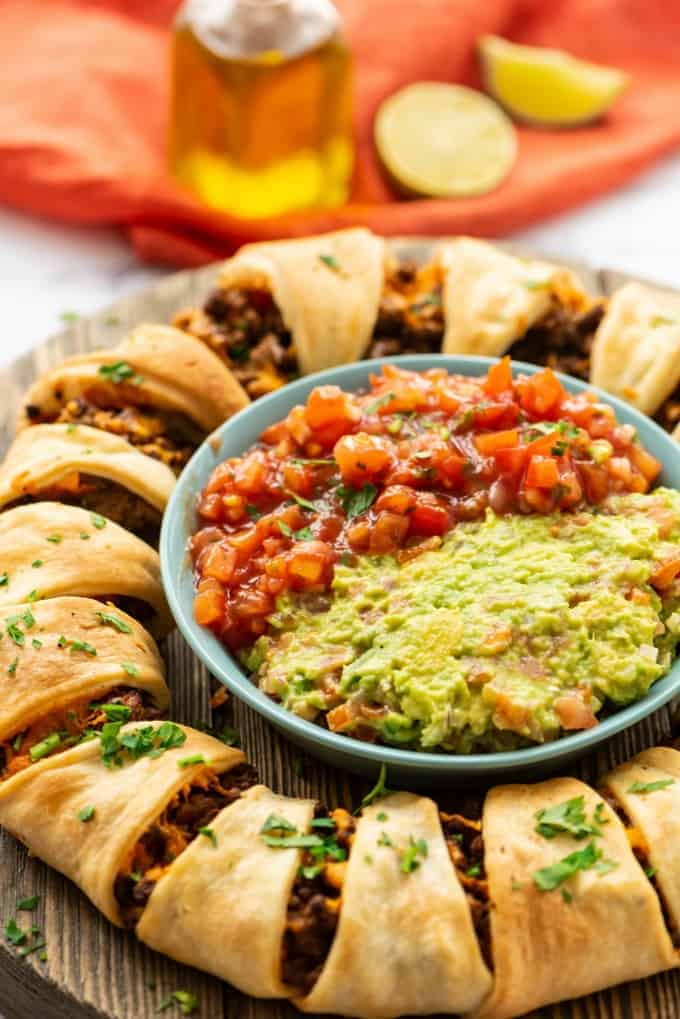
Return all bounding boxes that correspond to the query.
[0,241,679,1019]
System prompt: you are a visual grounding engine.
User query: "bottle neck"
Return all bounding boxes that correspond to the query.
[179,0,341,61]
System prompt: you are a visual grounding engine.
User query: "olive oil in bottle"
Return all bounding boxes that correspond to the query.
[169,0,354,218]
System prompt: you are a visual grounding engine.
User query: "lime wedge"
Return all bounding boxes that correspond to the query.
[479,35,629,127]
[374,82,517,198]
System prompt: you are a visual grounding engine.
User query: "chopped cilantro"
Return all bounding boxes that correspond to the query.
[263,833,324,849]
[98,361,144,386]
[199,827,217,848]
[245,504,261,520]
[31,638,42,650]
[90,513,107,529]
[57,635,68,648]
[466,863,481,877]
[177,754,206,768]
[377,832,394,848]
[80,532,91,540]
[99,703,132,723]
[5,918,26,945]
[400,836,428,874]
[27,590,38,603]
[158,991,199,1015]
[357,764,390,812]
[6,623,24,647]
[524,279,550,290]
[261,814,298,834]
[0,572,7,587]
[22,608,35,630]
[294,526,314,541]
[561,888,573,904]
[364,391,395,415]
[95,611,132,634]
[533,840,616,891]
[69,639,97,656]
[7,658,18,676]
[376,811,388,822]
[310,817,336,830]
[627,779,675,795]
[651,314,677,327]
[29,733,61,762]
[17,896,39,911]
[287,491,317,511]
[318,253,340,273]
[336,482,378,520]
[78,805,96,822]
[46,535,62,544]
[534,796,603,841]
[31,560,43,569]
[278,520,293,537]
[120,662,139,677]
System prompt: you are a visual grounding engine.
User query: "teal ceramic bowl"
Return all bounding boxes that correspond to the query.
[161,356,680,786]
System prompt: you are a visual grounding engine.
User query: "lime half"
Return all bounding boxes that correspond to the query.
[374,82,517,198]
[479,35,629,128]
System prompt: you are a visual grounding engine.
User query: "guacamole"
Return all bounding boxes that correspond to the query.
[242,489,680,753]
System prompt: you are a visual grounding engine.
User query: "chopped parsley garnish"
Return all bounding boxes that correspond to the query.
[99,703,132,723]
[22,608,35,630]
[377,831,394,847]
[294,526,314,541]
[245,504,261,520]
[69,639,97,656]
[0,572,7,587]
[57,635,68,648]
[29,733,62,762]
[357,763,390,812]
[158,990,199,1015]
[318,253,341,273]
[5,918,26,945]
[400,836,428,874]
[534,796,603,841]
[551,440,568,456]
[80,532,90,540]
[78,805,96,822]
[466,863,481,877]
[561,888,573,904]
[310,817,336,830]
[533,840,617,892]
[263,833,324,849]
[99,721,186,768]
[199,827,217,848]
[365,391,396,415]
[651,314,677,327]
[287,491,317,511]
[12,734,22,752]
[46,535,62,544]
[31,638,42,650]
[17,896,39,911]
[90,512,107,529]
[177,754,206,768]
[524,279,550,290]
[376,811,388,822]
[95,611,132,634]
[98,361,144,386]
[120,662,139,677]
[278,521,293,537]
[6,622,24,647]
[7,658,18,675]
[627,779,675,795]
[27,590,39,603]
[31,560,43,568]
[261,813,298,834]
[336,482,378,520]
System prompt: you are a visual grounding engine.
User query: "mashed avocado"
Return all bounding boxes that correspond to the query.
[242,488,680,753]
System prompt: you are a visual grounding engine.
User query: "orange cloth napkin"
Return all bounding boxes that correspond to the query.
[1,0,680,266]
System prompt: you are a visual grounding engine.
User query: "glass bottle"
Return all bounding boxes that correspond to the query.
[169,0,354,218]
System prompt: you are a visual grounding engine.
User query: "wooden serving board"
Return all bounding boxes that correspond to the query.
[1,242,679,1019]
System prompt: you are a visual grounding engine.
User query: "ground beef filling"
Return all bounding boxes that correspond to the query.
[174,264,446,400]
[600,786,680,946]
[508,302,605,382]
[24,397,200,473]
[27,476,162,543]
[655,386,680,435]
[0,686,161,780]
[281,806,355,994]
[114,762,258,929]
[440,810,492,969]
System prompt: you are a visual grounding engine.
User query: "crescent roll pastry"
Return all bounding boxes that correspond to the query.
[215,228,386,378]
[0,503,172,637]
[297,792,492,1018]
[471,777,677,1019]
[137,785,316,998]
[19,324,248,469]
[0,596,168,780]
[0,424,175,540]
[0,722,245,924]
[590,282,680,421]
[601,747,680,936]
[438,238,599,377]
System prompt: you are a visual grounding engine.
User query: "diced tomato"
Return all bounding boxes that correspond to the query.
[368,512,410,554]
[410,495,450,536]
[650,557,680,591]
[375,485,418,515]
[525,455,560,489]
[474,429,519,456]
[554,694,598,731]
[306,385,359,430]
[473,401,518,430]
[232,452,268,495]
[577,462,610,504]
[198,493,224,523]
[484,356,512,397]
[200,543,238,585]
[629,443,661,484]
[516,368,565,418]
[287,540,334,587]
[334,432,394,485]
[494,446,529,478]
[194,588,225,627]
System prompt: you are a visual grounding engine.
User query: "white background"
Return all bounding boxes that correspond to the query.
[1,149,680,370]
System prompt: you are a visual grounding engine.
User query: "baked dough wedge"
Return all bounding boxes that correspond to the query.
[0,502,172,637]
[218,228,386,376]
[0,722,244,925]
[0,423,175,538]
[471,777,677,1019]
[19,324,248,434]
[602,747,680,935]
[0,596,168,749]
[590,282,680,415]
[137,785,315,998]
[297,791,492,1018]
[438,238,592,357]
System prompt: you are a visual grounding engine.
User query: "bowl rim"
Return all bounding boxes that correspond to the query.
[161,354,680,776]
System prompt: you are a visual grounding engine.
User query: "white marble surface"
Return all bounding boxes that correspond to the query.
[1,149,680,371]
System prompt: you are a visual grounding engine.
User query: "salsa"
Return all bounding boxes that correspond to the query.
[191,360,662,651]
